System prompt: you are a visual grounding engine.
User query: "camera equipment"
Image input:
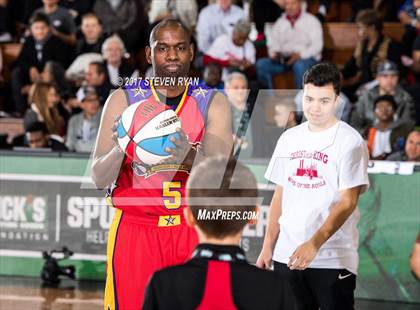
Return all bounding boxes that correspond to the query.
[40,246,76,286]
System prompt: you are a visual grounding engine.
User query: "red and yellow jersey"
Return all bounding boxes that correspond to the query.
[107,80,216,221]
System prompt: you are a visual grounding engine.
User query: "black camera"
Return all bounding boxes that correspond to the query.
[40,246,76,286]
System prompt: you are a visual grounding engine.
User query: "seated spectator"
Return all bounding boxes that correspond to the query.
[351,61,415,131]
[224,72,252,158]
[398,0,420,56]
[203,63,224,89]
[365,95,413,160]
[24,121,67,151]
[403,35,420,125]
[102,35,139,87]
[341,9,401,101]
[41,61,72,101]
[148,0,197,32]
[256,0,322,90]
[252,0,284,42]
[0,0,13,42]
[143,157,291,310]
[196,0,244,54]
[387,130,420,161]
[273,99,298,129]
[76,13,106,57]
[66,88,101,152]
[93,0,146,53]
[24,82,65,137]
[34,0,77,46]
[76,61,112,105]
[204,20,255,81]
[10,13,72,116]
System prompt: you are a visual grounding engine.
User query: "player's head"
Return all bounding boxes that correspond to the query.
[185,157,259,240]
[373,95,396,123]
[26,122,49,149]
[146,19,194,79]
[30,13,50,42]
[405,130,420,162]
[302,62,340,128]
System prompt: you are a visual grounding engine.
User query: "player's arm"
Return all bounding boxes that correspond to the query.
[256,185,283,270]
[202,92,233,157]
[91,89,128,189]
[288,186,362,270]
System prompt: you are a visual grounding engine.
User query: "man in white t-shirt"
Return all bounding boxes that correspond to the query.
[257,62,369,309]
[203,20,255,81]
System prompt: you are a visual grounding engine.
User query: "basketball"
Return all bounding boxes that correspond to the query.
[116,97,181,165]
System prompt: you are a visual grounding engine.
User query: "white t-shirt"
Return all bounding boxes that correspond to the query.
[264,121,369,274]
[372,129,391,158]
[206,34,256,81]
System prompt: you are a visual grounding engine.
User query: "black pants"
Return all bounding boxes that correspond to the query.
[274,262,356,310]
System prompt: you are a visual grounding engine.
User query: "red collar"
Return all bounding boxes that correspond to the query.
[286,10,302,27]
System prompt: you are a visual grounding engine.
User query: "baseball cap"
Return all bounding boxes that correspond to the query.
[377,61,399,76]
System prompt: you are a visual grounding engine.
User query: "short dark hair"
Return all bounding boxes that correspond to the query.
[30,12,50,27]
[356,9,383,33]
[374,95,397,111]
[302,62,341,95]
[89,61,107,76]
[149,18,191,46]
[26,122,48,134]
[82,12,102,25]
[186,157,258,239]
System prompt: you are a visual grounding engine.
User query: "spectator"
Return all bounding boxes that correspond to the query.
[34,0,77,46]
[365,95,413,160]
[93,0,146,53]
[203,63,224,89]
[273,99,298,129]
[102,35,139,87]
[10,13,71,116]
[24,82,64,137]
[41,61,72,101]
[256,0,322,90]
[66,88,101,152]
[410,232,420,279]
[387,130,420,161]
[398,0,420,55]
[76,13,106,56]
[0,0,13,42]
[403,35,420,125]
[341,9,401,101]
[351,61,415,131]
[24,121,67,150]
[224,72,253,158]
[76,61,112,105]
[204,20,255,81]
[196,0,244,54]
[148,0,198,31]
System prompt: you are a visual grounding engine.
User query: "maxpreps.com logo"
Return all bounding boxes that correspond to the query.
[0,194,49,241]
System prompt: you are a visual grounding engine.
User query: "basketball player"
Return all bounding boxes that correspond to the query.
[91,19,233,310]
[257,62,369,309]
[143,157,292,310]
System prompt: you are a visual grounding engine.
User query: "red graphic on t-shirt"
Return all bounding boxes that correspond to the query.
[295,160,319,180]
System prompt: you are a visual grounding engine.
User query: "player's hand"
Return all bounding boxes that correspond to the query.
[162,128,197,166]
[288,240,319,270]
[256,247,273,270]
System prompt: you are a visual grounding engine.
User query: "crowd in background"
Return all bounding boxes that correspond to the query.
[0,0,418,162]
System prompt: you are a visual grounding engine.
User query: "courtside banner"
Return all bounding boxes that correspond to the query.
[0,153,419,303]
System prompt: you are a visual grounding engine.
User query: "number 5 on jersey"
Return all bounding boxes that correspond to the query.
[163,181,181,210]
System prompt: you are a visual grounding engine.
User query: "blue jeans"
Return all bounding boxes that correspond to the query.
[256,57,318,89]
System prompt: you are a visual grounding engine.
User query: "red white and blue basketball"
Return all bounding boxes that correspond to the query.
[116,97,181,165]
